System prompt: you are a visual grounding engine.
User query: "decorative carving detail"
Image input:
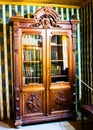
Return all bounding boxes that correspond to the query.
[14,11,18,16]
[30,7,60,28]
[34,7,60,20]
[14,38,19,53]
[53,91,67,108]
[70,16,78,34]
[71,15,77,20]
[26,93,41,112]
[13,29,19,53]
[14,23,19,28]
[14,28,19,36]
[16,98,20,101]
[15,87,20,92]
[30,14,59,28]
[16,107,20,111]
[71,24,77,34]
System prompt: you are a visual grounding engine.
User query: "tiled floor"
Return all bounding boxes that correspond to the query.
[0,118,93,130]
[0,121,76,130]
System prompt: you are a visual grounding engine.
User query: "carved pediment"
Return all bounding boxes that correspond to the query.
[31,7,60,28]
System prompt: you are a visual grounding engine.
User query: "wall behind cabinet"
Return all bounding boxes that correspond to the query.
[0,4,80,119]
[80,2,93,105]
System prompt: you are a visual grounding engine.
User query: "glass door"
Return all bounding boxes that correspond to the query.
[46,29,71,115]
[51,35,69,83]
[22,34,43,85]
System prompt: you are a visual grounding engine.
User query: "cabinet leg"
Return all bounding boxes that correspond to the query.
[15,119,22,128]
[16,125,22,129]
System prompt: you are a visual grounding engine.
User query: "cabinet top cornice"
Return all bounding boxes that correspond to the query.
[10,7,80,29]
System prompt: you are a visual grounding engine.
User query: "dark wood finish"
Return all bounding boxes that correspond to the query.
[10,7,79,127]
[80,105,93,129]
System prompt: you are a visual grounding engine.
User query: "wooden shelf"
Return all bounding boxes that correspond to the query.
[23,60,41,63]
[51,43,62,46]
[52,75,68,78]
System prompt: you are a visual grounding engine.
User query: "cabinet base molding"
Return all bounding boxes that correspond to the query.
[15,113,76,127]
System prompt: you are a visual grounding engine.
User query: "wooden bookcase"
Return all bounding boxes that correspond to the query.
[10,7,79,128]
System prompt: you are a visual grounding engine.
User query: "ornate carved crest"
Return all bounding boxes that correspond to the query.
[30,7,60,28]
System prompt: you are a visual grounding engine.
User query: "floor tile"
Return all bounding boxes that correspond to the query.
[0,121,76,130]
[59,121,75,130]
[22,122,62,130]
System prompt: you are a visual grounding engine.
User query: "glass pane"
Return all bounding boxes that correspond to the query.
[51,35,68,83]
[22,34,42,85]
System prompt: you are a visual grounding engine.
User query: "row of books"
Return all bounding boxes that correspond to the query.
[51,65,62,76]
[23,49,42,61]
[51,65,68,76]
[23,64,42,77]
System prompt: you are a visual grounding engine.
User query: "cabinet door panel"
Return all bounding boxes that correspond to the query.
[50,85,71,115]
[21,29,47,117]
[22,91,45,117]
[46,29,72,115]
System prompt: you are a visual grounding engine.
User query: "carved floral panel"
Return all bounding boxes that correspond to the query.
[51,89,71,112]
[23,92,43,115]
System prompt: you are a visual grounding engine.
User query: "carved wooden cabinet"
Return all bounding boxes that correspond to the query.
[10,7,79,127]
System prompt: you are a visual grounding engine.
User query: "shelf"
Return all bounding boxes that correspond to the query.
[51,43,62,46]
[23,76,42,84]
[23,45,42,50]
[23,76,42,79]
[23,61,42,63]
[22,44,42,49]
[51,60,63,62]
[51,75,68,78]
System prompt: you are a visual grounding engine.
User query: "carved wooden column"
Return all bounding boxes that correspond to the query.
[12,22,22,127]
[70,17,80,113]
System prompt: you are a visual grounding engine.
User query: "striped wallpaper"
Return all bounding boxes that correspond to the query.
[80,2,93,105]
[0,4,80,119]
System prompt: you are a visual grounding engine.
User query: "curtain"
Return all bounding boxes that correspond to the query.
[80,2,93,105]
